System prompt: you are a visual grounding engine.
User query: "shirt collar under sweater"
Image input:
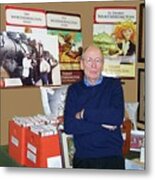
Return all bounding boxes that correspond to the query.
[84,75,103,87]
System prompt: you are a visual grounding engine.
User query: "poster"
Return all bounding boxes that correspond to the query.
[46,11,83,84]
[137,69,145,130]
[138,3,145,62]
[0,31,61,86]
[93,7,137,77]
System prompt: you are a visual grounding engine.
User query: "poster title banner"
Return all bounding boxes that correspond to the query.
[95,7,136,23]
[46,12,81,30]
[6,6,46,28]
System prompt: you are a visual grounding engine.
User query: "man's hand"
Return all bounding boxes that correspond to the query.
[101,124,117,131]
[75,109,85,120]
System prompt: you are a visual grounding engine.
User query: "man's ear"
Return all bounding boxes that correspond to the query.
[80,59,84,70]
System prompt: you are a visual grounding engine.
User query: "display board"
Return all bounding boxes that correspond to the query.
[0,1,144,156]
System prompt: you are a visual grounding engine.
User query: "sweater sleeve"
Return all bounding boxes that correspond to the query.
[64,85,102,135]
[84,79,124,126]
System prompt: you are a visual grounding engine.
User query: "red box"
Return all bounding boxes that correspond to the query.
[25,128,62,168]
[8,120,28,165]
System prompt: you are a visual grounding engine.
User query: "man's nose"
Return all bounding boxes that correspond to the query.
[91,61,97,68]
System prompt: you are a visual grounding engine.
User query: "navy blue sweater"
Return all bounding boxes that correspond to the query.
[64,77,124,158]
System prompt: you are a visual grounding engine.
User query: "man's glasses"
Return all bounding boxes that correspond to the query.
[83,57,103,65]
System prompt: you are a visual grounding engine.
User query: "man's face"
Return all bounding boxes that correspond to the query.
[81,46,104,83]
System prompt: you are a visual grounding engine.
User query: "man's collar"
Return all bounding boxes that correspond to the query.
[84,75,103,87]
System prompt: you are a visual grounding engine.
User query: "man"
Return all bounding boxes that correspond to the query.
[22,53,33,85]
[47,55,58,84]
[64,45,125,169]
[39,56,50,85]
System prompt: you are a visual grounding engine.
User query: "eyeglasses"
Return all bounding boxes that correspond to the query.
[83,57,103,65]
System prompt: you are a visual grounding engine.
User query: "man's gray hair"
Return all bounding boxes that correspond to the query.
[81,44,103,60]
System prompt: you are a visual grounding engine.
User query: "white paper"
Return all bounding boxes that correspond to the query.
[47,155,62,168]
[27,143,37,154]
[4,78,23,87]
[125,102,139,130]
[140,147,145,163]
[11,136,19,147]
[27,150,36,163]
[40,87,53,115]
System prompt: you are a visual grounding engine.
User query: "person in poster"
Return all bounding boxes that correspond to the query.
[43,51,58,84]
[39,55,51,85]
[93,20,136,60]
[22,52,34,85]
[112,20,136,57]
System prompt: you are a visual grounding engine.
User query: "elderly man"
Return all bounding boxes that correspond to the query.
[64,45,125,169]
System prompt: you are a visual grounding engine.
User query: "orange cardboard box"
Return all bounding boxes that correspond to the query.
[25,128,62,168]
[8,120,28,165]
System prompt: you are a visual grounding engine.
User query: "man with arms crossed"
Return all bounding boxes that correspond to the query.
[64,45,125,169]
